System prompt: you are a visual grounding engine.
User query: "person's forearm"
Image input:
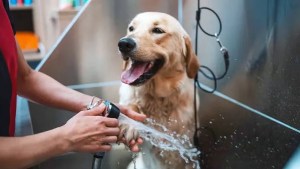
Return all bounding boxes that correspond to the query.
[18,69,94,112]
[16,40,97,112]
[0,127,68,169]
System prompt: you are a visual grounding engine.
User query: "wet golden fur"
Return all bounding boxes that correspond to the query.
[119,12,200,169]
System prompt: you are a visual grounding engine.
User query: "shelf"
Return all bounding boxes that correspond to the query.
[10,5,33,11]
[58,8,79,15]
[24,51,43,61]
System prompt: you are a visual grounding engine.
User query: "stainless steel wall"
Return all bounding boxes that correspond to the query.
[22,0,300,169]
[182,0,300,169]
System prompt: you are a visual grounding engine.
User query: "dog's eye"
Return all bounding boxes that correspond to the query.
[129,26,134,32]
[152,27,165,34]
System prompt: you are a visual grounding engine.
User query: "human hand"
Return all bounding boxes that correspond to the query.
[117,104,146,122]
[115,104,146,152]
[61,104,120,153]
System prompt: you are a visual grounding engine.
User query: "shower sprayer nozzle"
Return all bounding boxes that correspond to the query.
[103,100,120,119]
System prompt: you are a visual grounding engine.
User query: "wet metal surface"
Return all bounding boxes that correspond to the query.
[182,0,300,168]
[16,0,300,168]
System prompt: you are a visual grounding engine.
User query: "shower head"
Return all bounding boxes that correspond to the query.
[103,100,120,119]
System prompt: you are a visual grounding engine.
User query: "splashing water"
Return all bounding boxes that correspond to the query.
[118,113,201,169]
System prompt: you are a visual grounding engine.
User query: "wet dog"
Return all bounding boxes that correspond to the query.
[118,12,200,169]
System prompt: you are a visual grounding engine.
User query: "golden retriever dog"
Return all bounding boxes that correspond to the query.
[117,12,200,169]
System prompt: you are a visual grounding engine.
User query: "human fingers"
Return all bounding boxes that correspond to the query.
[90,135,118,142]
[129,138,142,145]
[100,124,120,136]
[129,144,140,152]
[103,117,119,127]
[116,137,140,152]
[128,138,143,147]
[137,137,143,144]
[100,136,118,144]
[116,104,146,122]
[128,138,144,152]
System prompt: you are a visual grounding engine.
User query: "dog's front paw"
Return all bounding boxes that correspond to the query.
[118,123,140,145]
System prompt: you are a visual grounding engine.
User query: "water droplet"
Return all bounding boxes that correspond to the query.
[160,151,164,157]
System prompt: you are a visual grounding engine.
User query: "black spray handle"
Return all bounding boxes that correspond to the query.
[103,100,120,119]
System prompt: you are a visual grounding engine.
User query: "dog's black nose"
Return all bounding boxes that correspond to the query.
[118,38,136,53]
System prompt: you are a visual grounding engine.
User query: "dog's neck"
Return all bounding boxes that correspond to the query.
[135,74,194,110]
[133,76,195,135]
[147,70,188,98]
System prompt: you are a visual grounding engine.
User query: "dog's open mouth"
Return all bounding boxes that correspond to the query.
[121,59,164,85]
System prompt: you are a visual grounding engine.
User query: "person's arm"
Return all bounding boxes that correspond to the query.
[16,42,94,112]
[0,105,120,169]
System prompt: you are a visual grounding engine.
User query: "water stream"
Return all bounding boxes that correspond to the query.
[118,113,201,169]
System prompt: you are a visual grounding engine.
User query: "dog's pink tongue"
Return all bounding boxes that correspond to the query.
[121,63,148,84]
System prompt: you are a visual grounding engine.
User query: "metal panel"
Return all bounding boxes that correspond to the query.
[182,0,300,168]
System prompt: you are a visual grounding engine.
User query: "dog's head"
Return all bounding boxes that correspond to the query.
[118,12,199,92]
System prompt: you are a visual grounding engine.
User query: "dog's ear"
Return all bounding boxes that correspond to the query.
[184,36,200,79]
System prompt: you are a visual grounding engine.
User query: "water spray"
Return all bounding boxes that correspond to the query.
[88,99,200,169]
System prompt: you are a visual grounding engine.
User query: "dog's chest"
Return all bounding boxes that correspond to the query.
[137,91,194,135]
[119,83,195,135]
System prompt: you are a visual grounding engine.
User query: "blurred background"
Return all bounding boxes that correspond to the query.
[13,0,300,169]
[9,0,88,67]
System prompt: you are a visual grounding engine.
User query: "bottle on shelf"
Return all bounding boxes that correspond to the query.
[10,0,33,7]
[24,0,32,6]
[9,0,17,6]
[17,0,22,5]
[59,0,89,10]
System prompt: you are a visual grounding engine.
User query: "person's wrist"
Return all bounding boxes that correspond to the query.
[85,96,102,110]
[53,126,72,153]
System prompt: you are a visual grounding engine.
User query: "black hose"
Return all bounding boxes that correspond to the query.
[92,152,105,169]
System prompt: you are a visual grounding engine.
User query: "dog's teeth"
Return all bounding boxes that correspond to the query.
[150,61,154,66]
[147,62,154,70]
